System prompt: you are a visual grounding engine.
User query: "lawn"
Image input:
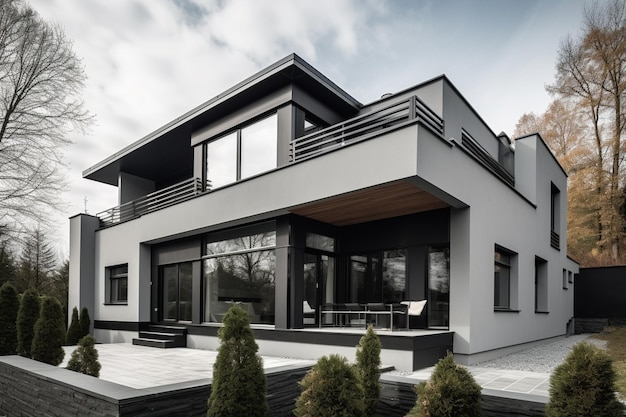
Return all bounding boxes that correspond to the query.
[592,326,626,398]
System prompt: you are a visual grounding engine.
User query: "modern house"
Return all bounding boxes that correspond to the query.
[68,54,578,371]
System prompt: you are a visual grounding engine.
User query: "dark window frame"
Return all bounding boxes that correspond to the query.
[494,245,517,311]
[204,112,278,191]
[106,264,128,305]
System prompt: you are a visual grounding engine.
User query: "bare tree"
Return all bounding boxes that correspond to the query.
[0,0,91,238]
[548,0,626,262]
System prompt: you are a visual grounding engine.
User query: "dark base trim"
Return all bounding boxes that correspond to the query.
[94,320,150,332]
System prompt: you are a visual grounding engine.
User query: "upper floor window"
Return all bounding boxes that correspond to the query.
[206,113,277,190]
[551,183,560,250]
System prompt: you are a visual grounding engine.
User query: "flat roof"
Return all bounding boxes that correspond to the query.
[83,53,361,186]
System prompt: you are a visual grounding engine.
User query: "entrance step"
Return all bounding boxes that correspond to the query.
[132,324,187,348]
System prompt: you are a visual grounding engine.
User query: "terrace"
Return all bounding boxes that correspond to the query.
[96,95,444,228]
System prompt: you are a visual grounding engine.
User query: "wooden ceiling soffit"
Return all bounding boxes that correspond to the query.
[289,181,449,226]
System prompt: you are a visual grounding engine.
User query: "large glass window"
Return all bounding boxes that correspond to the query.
[205,113,277,190]
[161,262,193,322]
[203,227,276,325]
[428,248,449,328]
[206,132,237,189]
[241,114,277,179]
[348,250,407,304]
[383,249,407,303]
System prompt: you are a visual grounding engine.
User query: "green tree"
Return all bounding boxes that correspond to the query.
[294,354,365,417]
[16,289,40,357]
[406,353,482,417]
[0,282,19,355]
[79,306,91,339]
[67,334,101,377]
[14,229,58,294]
[207,304,267,417]
[356,324,382,416]
[66,306,81,345]
[0,241,16,286]
[0,0,92,238]
[31,296,66,365]
[546,342,624,417]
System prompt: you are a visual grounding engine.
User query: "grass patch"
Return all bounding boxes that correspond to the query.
[592,327,626,398]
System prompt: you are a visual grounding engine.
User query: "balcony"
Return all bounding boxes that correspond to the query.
[290,95,443,162]
[97,177,203,228]
[96,96,443,228]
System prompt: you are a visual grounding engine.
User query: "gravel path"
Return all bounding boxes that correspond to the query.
[471,334,607,374]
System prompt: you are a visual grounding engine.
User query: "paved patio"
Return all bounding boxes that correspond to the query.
[59,343,551,398]
[60,343,314,389]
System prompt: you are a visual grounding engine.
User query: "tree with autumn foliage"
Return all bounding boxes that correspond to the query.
[545,0,626,264]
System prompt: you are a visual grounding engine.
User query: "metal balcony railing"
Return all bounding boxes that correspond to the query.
[97,96,443,228]
[97,177,203,228]
[290,95,443,162]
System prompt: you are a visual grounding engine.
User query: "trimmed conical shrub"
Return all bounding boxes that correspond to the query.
[406,352,482,417]
[0,282,19,355]
[207,304,267,417]
[66,307,81,345]
[546,342,624,417]
[31,296,66,365]
[294,354,366,417]
[16,289,40,357]
[67,334,101,377]
[356,324,382,416]
[79,307,90,339]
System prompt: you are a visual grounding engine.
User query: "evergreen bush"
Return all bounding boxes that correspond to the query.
[356,324,382,416]
[16,289,40,357]
[546,342,625,417]
[294,354,366,417]
[79,307,90,339]
[66,307,81,345]
[67,334,101,377]
[31,296,66,365]
[0,282,19,355]
[406,352,482,417]
[207,304,267,417]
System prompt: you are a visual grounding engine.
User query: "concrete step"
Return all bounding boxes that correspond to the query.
[132,338,175,349]
[148,324,187,335]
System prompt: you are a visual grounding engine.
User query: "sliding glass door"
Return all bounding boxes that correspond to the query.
[161,262,193,322]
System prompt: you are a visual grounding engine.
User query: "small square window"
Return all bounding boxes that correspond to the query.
[107,264,128,304]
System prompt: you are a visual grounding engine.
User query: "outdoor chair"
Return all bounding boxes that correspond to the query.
[401,300,427,329]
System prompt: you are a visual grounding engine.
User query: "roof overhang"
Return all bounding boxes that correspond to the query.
[83,53,362,186]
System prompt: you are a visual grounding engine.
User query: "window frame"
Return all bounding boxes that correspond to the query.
[494,245,518,312]
[106,264,128,305]
[204,112,278,191]
[551,183,561,250]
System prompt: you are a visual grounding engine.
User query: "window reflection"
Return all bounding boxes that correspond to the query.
[383,249,406,303]
[203,230,276,325]
[206,132,237,189]
[241,114,277,179]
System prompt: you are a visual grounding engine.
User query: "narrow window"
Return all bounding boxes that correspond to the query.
[494,245,517,310]
[106,264,128,304]
[562,268,568,290]
[535,257,548,312]
[551,183,560,250]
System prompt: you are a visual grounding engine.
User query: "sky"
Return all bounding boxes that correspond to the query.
[24,0,591,257]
